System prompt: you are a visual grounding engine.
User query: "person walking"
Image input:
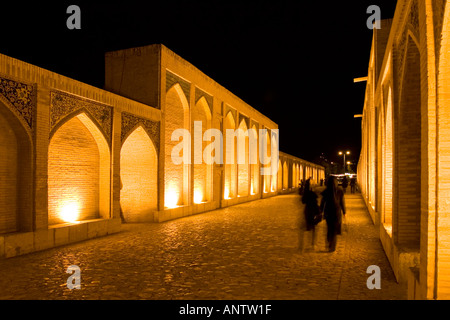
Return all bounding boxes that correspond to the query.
[299,179,320,253]
[350,176,356,194]
[342,175,348,194]
[320,176,346,252]
[299,179,304,196]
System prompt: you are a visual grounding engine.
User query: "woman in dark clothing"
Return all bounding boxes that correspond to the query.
[320,176,346,252]
[299,179,319,252]
[342,176,349,194]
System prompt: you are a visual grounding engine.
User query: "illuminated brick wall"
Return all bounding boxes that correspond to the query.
[237,120,249,197]
[250,127,259,195]
[396,40,421,247]
[356,0,450,299]
[224,112,237,199]
[120,126,158,222]
[193,98,212,203]
[277,161,282,191]
[0,112,18,233]
[48,116,101,225]
[165,85,189,207]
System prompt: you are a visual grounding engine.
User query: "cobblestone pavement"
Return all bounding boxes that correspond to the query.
[0,192,407,300]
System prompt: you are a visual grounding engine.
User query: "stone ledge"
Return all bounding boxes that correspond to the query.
[380,225,420,284]
[0,218,121,259]
[155,201,220,223]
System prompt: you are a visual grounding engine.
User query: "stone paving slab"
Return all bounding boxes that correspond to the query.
[0,193,406,300]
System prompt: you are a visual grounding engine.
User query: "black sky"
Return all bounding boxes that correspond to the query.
[0,1,397,164]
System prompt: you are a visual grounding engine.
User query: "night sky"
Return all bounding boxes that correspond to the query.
[0,1,397,165]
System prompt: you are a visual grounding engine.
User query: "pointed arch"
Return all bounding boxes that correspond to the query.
[263,130,272,193]
[49,108,111,148]
[48,112,111,225]
[193,96,212,203]
[270,132,279,191]
[165,83,190,208]
[283,161,289,190]
[277,160,282,191]
[249,124,259,194]
[120,126,158,222]
[383,86,393,230]
[0,100,33,233]
[396,34,421,247]
[237,118,249,197]
[224,111,236,199]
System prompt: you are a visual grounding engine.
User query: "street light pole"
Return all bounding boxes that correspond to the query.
[338,151,350,173]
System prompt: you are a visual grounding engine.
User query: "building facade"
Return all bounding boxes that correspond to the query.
[0,44,324,259]
[357,0,450,300]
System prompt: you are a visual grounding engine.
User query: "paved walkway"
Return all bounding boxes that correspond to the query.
[0,192,406,300]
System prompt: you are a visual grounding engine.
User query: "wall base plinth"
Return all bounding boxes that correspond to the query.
[0,218,121,259]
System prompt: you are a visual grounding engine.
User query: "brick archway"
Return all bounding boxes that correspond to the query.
[193,96,212,203]
[224,111,236,199]
[277,160,282,191]
[48,113,110,225]
[396,36,421,247]
[165,83,190,208]
[120,126,158,222]
[283,161,288,190]
[249,125,259,195]
[263,130,271,193]
[237,119,249,197]
[0,101,33,233]
[382,86,393,230]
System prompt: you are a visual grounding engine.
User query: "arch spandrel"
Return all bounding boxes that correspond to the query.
[50,91,113,146]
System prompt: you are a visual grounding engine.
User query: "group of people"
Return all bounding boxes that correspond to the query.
[299,176,346,253]
[341,176,357,194]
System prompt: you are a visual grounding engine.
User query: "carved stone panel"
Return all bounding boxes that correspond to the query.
[166,70,190,103]
[121,112,160,152]
[0,76,35,130]
[50,91,113,145]
[195,87,213,115]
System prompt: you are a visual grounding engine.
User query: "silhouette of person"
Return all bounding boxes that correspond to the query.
[119,177,126,223]
[299,179,320,253]
[299,179,304,196]
[350,176,357,194]
[320,176,346,252]
[342,175,349,194]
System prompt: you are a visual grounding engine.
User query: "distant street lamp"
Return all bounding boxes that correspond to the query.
[338,151,350,172]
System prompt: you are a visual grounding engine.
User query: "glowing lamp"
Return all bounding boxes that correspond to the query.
[165,190,179,208]
[194,190,204,204]
[60,202,80,224]
[224,186,230,200]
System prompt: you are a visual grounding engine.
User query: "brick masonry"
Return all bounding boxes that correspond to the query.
[0,44,324,260]
[358,0,450,300]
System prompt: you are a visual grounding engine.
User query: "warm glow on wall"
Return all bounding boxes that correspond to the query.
[60,202,80,224]
[165,190,178,208]
[224,186,231,199]
[194,189,204,204]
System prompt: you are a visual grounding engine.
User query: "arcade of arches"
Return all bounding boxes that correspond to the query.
[0,44,324,260]
[358,0,450,300]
